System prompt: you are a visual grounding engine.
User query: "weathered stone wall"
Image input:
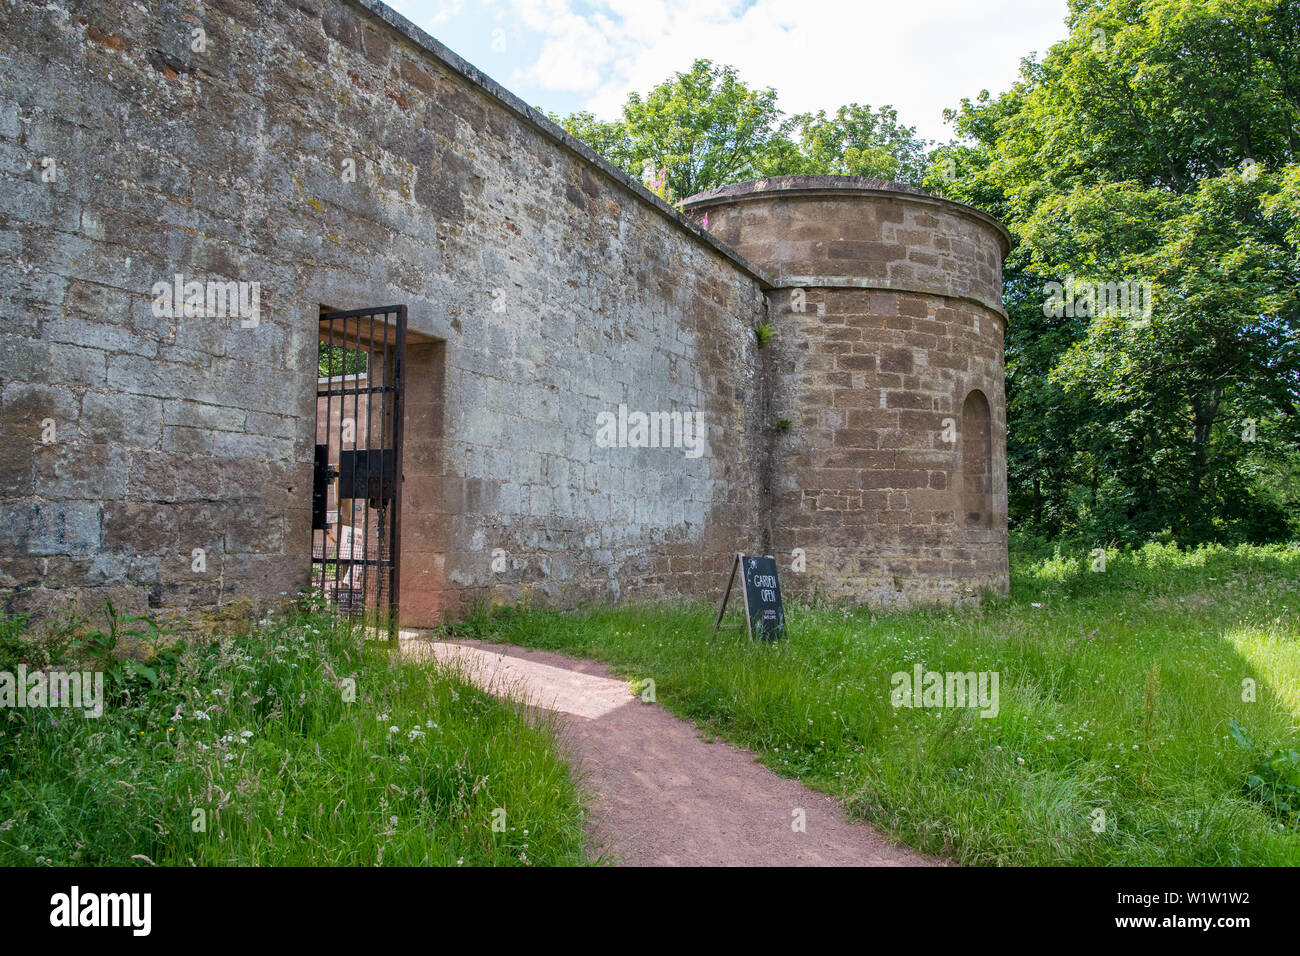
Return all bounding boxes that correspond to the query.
[0,3,1010,627]
[683,177,1010,606]
[0,0,769,627]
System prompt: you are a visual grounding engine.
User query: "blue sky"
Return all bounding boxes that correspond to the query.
[384,0,1070,143]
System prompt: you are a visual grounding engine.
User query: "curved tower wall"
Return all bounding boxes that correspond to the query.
[683,177,1011,606]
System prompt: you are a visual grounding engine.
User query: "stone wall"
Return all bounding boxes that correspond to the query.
[0,0,769,627]
[0,1,1010,628]
[682,177,1011,606]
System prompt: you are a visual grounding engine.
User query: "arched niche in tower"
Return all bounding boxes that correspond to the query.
[962,389,993,529]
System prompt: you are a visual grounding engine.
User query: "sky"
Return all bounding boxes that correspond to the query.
[383,0,1071,144]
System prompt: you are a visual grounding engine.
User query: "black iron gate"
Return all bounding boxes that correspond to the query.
[312,305,406,623]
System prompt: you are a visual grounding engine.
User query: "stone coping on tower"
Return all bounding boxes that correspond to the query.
[685,174,929,200]
[681,175,1012,321]
[681,175,1014,255]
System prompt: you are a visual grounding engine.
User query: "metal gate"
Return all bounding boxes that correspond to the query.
[311,305,406,623]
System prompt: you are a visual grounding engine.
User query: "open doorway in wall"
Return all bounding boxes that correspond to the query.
[311,306,407,624]
[962,389,993,529]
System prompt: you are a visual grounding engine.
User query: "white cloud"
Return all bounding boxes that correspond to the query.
[510,1,618,92]
[427,0,467,26]
[398,0,1070,142]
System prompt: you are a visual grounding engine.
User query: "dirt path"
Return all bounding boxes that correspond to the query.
[401,635,937,867]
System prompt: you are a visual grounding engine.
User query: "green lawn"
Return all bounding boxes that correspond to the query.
[0,604,588,866]
[462,541,1300,866]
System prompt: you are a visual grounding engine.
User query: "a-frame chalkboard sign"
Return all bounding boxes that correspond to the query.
[712,552,786,642]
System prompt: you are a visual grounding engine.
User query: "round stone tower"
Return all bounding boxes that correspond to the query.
[681,175,1012,606]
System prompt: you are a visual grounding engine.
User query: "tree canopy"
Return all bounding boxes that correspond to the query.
[931,0,1300,544]
[550,59,929,201]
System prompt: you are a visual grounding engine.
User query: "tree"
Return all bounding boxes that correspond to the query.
[764,104,929,185]
[934,0,1300,543]
[558,59,792,200]
[551,110,635,172]
[318,343,367,380]
[552,61,928,199]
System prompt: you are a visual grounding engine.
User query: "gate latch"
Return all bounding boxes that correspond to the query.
[311,444,337,530]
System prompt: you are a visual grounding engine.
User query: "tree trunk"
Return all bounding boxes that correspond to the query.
[1189,388,1222,500]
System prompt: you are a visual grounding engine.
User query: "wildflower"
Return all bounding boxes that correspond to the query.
[389,726,400,734]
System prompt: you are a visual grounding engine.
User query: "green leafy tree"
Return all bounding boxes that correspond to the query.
[551,110,635,171]
[937,0,1300,543]
[764,104,929,185]
[318,344,367,379]
[620,59,793,199]
[553,61,928,199]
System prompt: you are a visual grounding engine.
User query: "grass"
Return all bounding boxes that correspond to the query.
[5,541,1297,867]
[460,540,1300,866]
[0,601,588,866]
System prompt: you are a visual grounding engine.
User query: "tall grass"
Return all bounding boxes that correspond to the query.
[473,541,1300,865]
[0,602,588,866]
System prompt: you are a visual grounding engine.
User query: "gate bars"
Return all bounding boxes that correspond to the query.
[312,305,406,626]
